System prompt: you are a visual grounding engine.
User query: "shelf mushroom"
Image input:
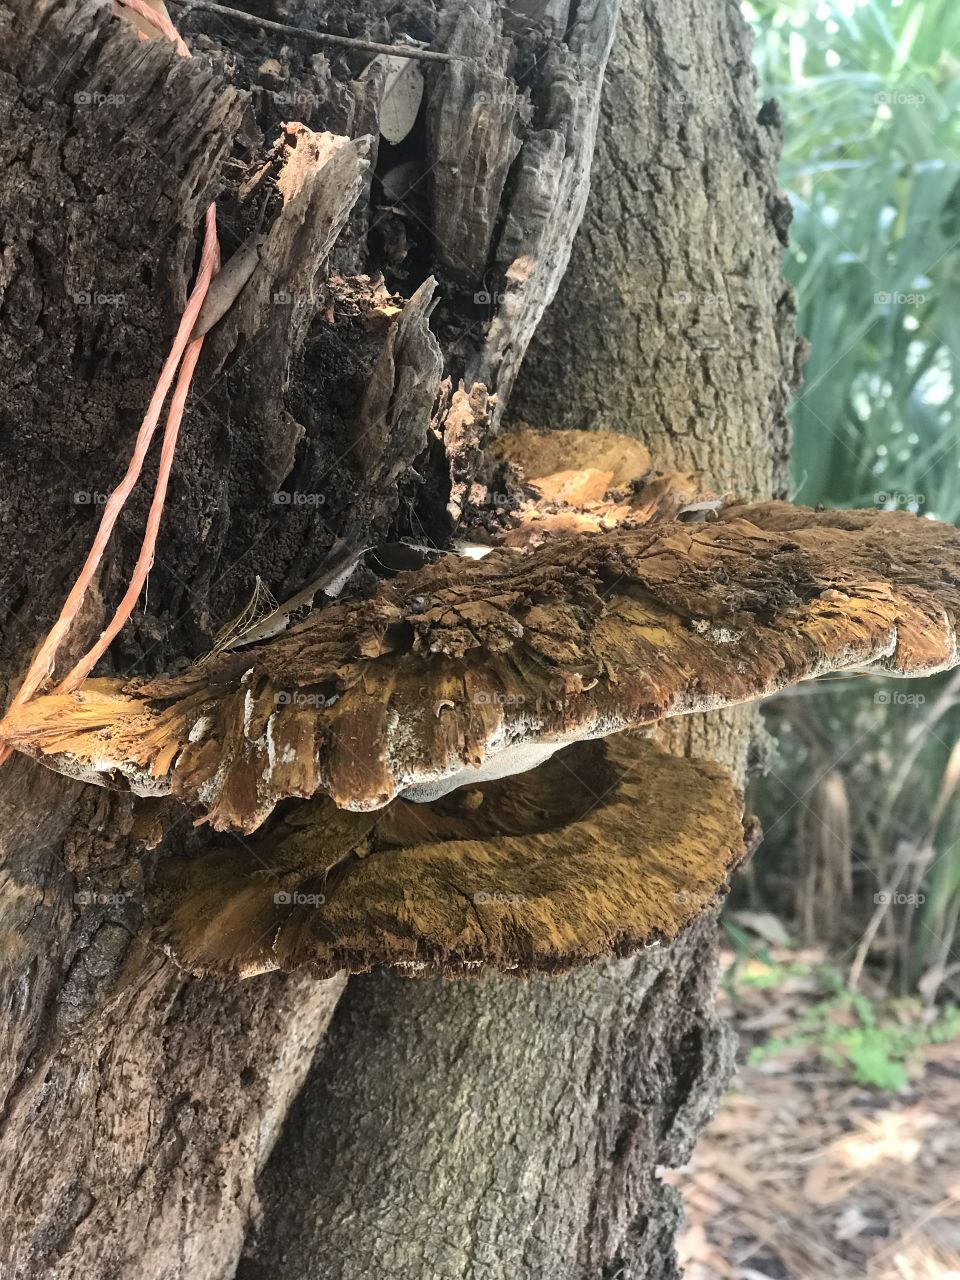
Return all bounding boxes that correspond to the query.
[1,501,957,835]
[147,735,753,978]
[474,426,718,549]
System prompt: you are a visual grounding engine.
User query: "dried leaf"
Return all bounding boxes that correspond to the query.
[365,55,425,145]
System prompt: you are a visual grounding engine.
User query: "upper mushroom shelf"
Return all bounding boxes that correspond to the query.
[2,500,957,833]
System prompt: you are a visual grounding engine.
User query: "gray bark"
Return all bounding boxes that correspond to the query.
[513,0,799,498]
[239,930,733,1280]
[241,1,800,1278]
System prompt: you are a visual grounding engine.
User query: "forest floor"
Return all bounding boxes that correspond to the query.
[667,948,960,1280]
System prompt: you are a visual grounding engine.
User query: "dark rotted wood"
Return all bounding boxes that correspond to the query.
[426,2,523,280]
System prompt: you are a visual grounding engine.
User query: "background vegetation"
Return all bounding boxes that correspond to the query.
[736,0,960,1001]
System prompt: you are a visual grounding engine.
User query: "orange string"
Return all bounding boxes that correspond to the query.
[119,0,190,54]
[56,211,219,692]
[0,0,218,762]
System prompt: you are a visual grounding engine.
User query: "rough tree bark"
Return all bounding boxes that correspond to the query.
[0,0,799,1277]
[240,3,800,1279]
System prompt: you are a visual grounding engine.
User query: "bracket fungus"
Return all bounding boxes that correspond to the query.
[147,735,751,978]
[481,426,718,549]
[1,502,957,837]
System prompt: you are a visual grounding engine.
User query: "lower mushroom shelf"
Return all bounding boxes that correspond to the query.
[148,734,751,978]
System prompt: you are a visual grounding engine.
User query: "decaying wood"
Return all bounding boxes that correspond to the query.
[165,0,466,63]
[427,4,524,279]
[0,0,622,719]
[3,503,956,831]
[203,126,371,370]
[347,277,443,533]
[464,0,622,420]
[442,381,495,527]
[203,126,372,492]
[148,734,748,977]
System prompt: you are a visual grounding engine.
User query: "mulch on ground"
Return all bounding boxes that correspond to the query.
[666,949,960,1280]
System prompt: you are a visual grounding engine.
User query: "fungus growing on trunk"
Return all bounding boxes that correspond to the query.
[148,735,752,978]
[476,426,718,548]
[1,502,957,834]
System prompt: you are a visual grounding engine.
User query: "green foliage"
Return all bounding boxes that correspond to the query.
[746,669,960,986]
[746,0,960,519]
[741,0,960,997]
[729,957,960,1090]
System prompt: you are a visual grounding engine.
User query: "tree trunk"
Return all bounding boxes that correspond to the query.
[0,0,798,1277]
[240,3,800,1279]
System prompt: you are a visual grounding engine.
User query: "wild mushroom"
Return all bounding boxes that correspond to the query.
[1,501,957,832]
[148,734,752,978]
[477,426,718,549]
[493,426,656,493]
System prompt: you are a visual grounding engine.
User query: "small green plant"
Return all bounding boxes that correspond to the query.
[732,957,960,1090]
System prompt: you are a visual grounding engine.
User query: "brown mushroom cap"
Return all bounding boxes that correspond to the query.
[491,426,654,488]
[148,734,750,978]
[485,426,716,548]
[2,501,957,831]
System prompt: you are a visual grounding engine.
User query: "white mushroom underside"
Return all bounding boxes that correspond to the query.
[399,739,566,802]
